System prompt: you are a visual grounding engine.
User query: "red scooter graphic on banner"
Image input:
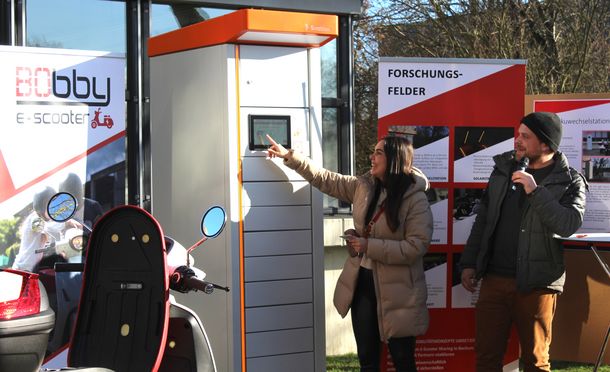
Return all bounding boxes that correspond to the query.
[90,108,114,129]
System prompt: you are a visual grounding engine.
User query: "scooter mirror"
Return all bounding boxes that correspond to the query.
[47,192,78,222]
[201,206,226,238]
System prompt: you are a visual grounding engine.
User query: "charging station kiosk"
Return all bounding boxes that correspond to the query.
[149,10,337,372]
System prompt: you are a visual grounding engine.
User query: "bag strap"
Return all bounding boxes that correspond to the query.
[363,202,385,239]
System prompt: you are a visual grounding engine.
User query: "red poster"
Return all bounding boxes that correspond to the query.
[377,58,526,371]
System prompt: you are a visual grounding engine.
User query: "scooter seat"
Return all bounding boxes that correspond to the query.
[68,206,169,372]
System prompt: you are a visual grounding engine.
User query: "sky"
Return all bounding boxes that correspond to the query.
[26,0,232,53]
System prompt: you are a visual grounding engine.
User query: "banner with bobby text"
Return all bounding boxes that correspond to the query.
[0,46,125,217]
[378,57,526,371]
[0,45,126,367]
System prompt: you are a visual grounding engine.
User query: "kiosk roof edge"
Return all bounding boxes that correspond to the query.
[148,9,338,57]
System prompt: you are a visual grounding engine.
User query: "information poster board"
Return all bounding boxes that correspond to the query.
[0,46,125,217]
[526,94,610,365]
[529,95,610,233]
[377,57,526,371]
[0,46,125,367]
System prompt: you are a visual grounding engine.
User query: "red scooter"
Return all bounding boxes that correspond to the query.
[1,192,228,372]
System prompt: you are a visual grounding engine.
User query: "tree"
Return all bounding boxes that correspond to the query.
[353,0,610,173]
[374,0,610,94]
[27,35,63,48]
[0,218,20,267]
[0,218,19,250]
[353,1,384,174]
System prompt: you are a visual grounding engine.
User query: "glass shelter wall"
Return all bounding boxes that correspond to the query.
[0,1,358,271]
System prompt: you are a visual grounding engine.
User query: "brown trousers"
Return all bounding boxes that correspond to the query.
[475,275,557,372]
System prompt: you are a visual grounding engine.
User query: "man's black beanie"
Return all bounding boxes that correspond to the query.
[521,111,562,152]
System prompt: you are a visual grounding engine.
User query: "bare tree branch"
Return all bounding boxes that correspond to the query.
[352,0,610,172]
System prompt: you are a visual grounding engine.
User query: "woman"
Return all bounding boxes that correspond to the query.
[266,134,432,372]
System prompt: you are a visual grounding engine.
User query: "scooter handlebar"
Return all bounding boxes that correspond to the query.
[183,276,230,294]
[170,265,230,294]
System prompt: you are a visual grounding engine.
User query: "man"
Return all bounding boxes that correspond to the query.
[459,112,587,372]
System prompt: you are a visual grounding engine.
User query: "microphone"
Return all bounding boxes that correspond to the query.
[511,156,529,191]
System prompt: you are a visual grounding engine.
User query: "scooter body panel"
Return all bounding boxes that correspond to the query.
[160,301,216,372]
[68,206,169,372]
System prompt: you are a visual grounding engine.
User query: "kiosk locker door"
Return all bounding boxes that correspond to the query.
[238,45,320,371]
[239,45,309,108]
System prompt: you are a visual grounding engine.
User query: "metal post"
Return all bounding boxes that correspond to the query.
[126,0,151,210]
[594,324,610,372]
[590,244,610,371]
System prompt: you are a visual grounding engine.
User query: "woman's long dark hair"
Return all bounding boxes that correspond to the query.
[365,136,415,232]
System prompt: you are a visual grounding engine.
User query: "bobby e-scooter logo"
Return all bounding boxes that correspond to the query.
[14,66,114,128]
[90,108,114,129]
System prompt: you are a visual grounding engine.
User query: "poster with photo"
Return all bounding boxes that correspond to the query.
[452,188,485,245]
[533,98,610,233]
[454,127,515,183]
[0,46,126,365]
[451,253,480,308]
[424,253,447,308]
[401,125,451,182]
[426,188,448,245]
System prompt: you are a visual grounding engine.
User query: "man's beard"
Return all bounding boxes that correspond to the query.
[526,153,541,165]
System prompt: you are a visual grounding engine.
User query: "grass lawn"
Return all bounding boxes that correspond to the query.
[327,354,610,371]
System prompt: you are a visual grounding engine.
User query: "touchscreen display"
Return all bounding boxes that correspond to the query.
[249,115,291,150]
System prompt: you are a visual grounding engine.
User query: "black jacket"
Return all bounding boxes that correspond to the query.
[460,150,587,293]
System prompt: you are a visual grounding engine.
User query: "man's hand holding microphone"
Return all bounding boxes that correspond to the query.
[510,156,537,194]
